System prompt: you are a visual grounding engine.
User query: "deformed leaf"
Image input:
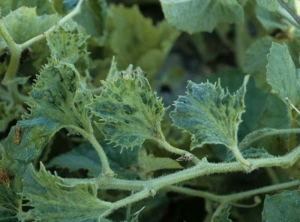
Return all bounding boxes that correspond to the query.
[160,0,244,33]
[2,117,60,162]
[0,184,19,221]
[262,190,300,222]
[89,71,165,149]
[0,7,59,50]
[48,143,139,179]
[170,76,249,149]
[45,24,89,75]
[266,43,300,105]
[26,61,93,133]
[22,164,112,221]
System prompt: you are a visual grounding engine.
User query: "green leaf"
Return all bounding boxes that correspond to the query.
[89,69,165,149]
[139,149,183,174]
[214,206,232,222]
[0,102,21,132]
[0,184,19,221]
[26,61,93,133]
[21,164,112,221]
[255,6,287,31]
[45,24,89,75]
[2,117,60,162]
[73,0,107,45]
[100,4,179,82]
[262,190,300,222]
[0,7,59,50]
[256,0,283,12]
[0,0,57,16]
[266,42,300,104]
[160,0,244,33]
[48,143,139,179]
[225,148,273,162]
[170,76,249,149]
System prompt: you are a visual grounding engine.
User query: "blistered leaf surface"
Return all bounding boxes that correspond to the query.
[262,190,300,222]
[46,25,89,74]
[89,72,165,149]
[266,43,300,104]
[21,164,112,221]
[170,76,249,149]
[160,0,244,33]
[27,61,92,132]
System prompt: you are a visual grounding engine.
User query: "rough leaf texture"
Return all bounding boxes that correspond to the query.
[170,76,249,149]
[262,190,300,222]
[160,0,244,33]
[266,43,300,105]
[21,164,112,221]
[89,69,165,149]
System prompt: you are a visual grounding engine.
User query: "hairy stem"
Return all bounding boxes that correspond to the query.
[230,145,251,169]
[0,21,21,85]
[21,0,85,50]
[153,137,200,164]
[98,146,300,217]
[71,126,114,177]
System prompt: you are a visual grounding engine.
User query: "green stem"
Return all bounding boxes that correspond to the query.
[277,0,300,26]
[166,179,300,204]
[71,127,114,177]
[0,21,21,85]
[20,0,85,50]
[153,137,200,164]
[230,145,251,169]
[98,146,300,217]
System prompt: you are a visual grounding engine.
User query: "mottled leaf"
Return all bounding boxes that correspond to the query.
[45,24,89,75]
[160,0,244,33]
[266,43,300,105]
[21,164,112,221]
[170,76,249,149]
[89,69,165,149]
[26,61,93,133]
[262,190,300,222]
[48,143,139,179]
[2,117,60,162]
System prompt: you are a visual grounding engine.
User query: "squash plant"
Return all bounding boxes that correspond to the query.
[0,0,300,221]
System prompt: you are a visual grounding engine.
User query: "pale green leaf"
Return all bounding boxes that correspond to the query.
[73,0,107,45]
[266,43,300,104]
[0,7,59,50]
[48,143,139,179]
[22,164,112,221]
[262,190,300,222]
[139,149,183,173]
[45,24,89,75]
[99,4,179,82]
[0,184,19,221]
[170,76,249,149]
[225,148,273,162]
[255,5,287,31]
[160,0,244,33]
[89,69,165,149]
[0,0,56,16]
[2,117,60,162]
[26,61,93,133]
[256,0,284,12]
